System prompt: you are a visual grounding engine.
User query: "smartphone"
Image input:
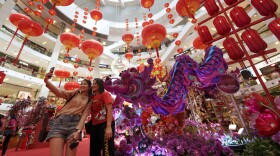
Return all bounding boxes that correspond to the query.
[69,141,79,150]
[47,67,55,79]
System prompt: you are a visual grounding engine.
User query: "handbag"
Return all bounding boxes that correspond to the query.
[85,119,92,134]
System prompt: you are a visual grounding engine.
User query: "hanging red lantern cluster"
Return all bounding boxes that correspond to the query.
[71,11,79,32]
[14,19,44,65]
[223,37,246,68]
[44,17,54,33]
[141,0,154,11]
[64,81,80,91]
[164,3,174,24]
[251,0,278,17]
[81,40,103,66]
[193,36,208,50]
[60,32,80,54]
[230,6,251,28]
[142,13,149,28]
[6,13,31,51]
[241,28,268,62]
[204,0,219,16]
[197,26,213,44]
[213,16,231,35]
[268,18,280,41]
[49,0,74,16]
[176,0,200,23]
[142,23,166,59]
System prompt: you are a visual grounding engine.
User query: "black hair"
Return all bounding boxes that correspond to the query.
[82,79,93,102]
[10,114,16,120]
[94,78,104,93]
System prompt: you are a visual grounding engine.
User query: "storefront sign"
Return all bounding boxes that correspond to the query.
[216,75,240,94]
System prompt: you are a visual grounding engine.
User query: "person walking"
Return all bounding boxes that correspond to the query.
[44,70,92,156]
[1,114,17,156]
[90,78,115,156]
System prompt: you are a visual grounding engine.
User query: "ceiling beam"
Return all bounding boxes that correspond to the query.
[119,0,125,8]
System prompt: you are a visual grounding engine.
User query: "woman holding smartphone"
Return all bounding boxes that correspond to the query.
[44,68,92,156]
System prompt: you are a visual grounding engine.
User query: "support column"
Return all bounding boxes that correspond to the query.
[93,57,100,78]
[0,0,16,27]
[38,22,66,98]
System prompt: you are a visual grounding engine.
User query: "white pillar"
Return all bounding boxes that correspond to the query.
[38,23,65,98]
[0,0,15,27]
[93,57,100,78]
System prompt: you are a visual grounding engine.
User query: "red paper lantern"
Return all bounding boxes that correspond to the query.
[175,40,181,46]
[88,67,93,71]
[49,0,73,16]
[6,13,31,51]
[44,17,54,33]
[197,26,213,44]
[142,24,166,58]
[48,9,56,16]
[15,20,43,65]
[24,7,31,13]
[251,0,278,16]
[60,32,80,53]
[193,36,208,50]
[125,52,134,62]
[148,13,153,18]
[213,16,231,35]
[54,69,71,87]
[75,58,80,63]
[141,0,154,10]
[42,0,49,4]
[81,40,103,66]
[34,10,42,17]
[268,18,280,41]
[173,32,179,38]
[73,71,78,76]
[224,0,237,5]
[64,81,80,91]
[74,64,79,68]
[241,28,267,53]
[204,0,219,16]
[176,0,200,23]
[164,3,169,8]
[37,4,44,10]
[230,6,251,28]
[155,57,161,64]
[169,19,175,24]
[149,19,154,24]
[0,71,6,84]
[87,75,93,80]
[166,8,171,13]
[223,37,244,60]
[90,9,103,24]
[167,14,173,19]
[177,48,183,53]
[256,109,280,136]
[142,21,149,27]
[122,33,134,45]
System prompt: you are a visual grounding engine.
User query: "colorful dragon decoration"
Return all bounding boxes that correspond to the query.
[104,46,228,115]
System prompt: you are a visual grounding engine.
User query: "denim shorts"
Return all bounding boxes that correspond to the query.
[46,115,81,142]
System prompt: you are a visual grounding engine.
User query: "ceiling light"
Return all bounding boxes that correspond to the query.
[102,41,106,45]
[13,53,17,56]
[211,28,216,31]
[4,78,9,81]
[35,61,39,64]
[42,41,47,45]
[275,41,279,44]
[53,20,56,24]
[65,28,70,32]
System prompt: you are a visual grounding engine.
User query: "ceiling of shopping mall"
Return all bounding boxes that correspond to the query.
[0,0,280,90]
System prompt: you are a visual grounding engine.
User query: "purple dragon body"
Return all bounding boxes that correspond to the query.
[104,46,228,115]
